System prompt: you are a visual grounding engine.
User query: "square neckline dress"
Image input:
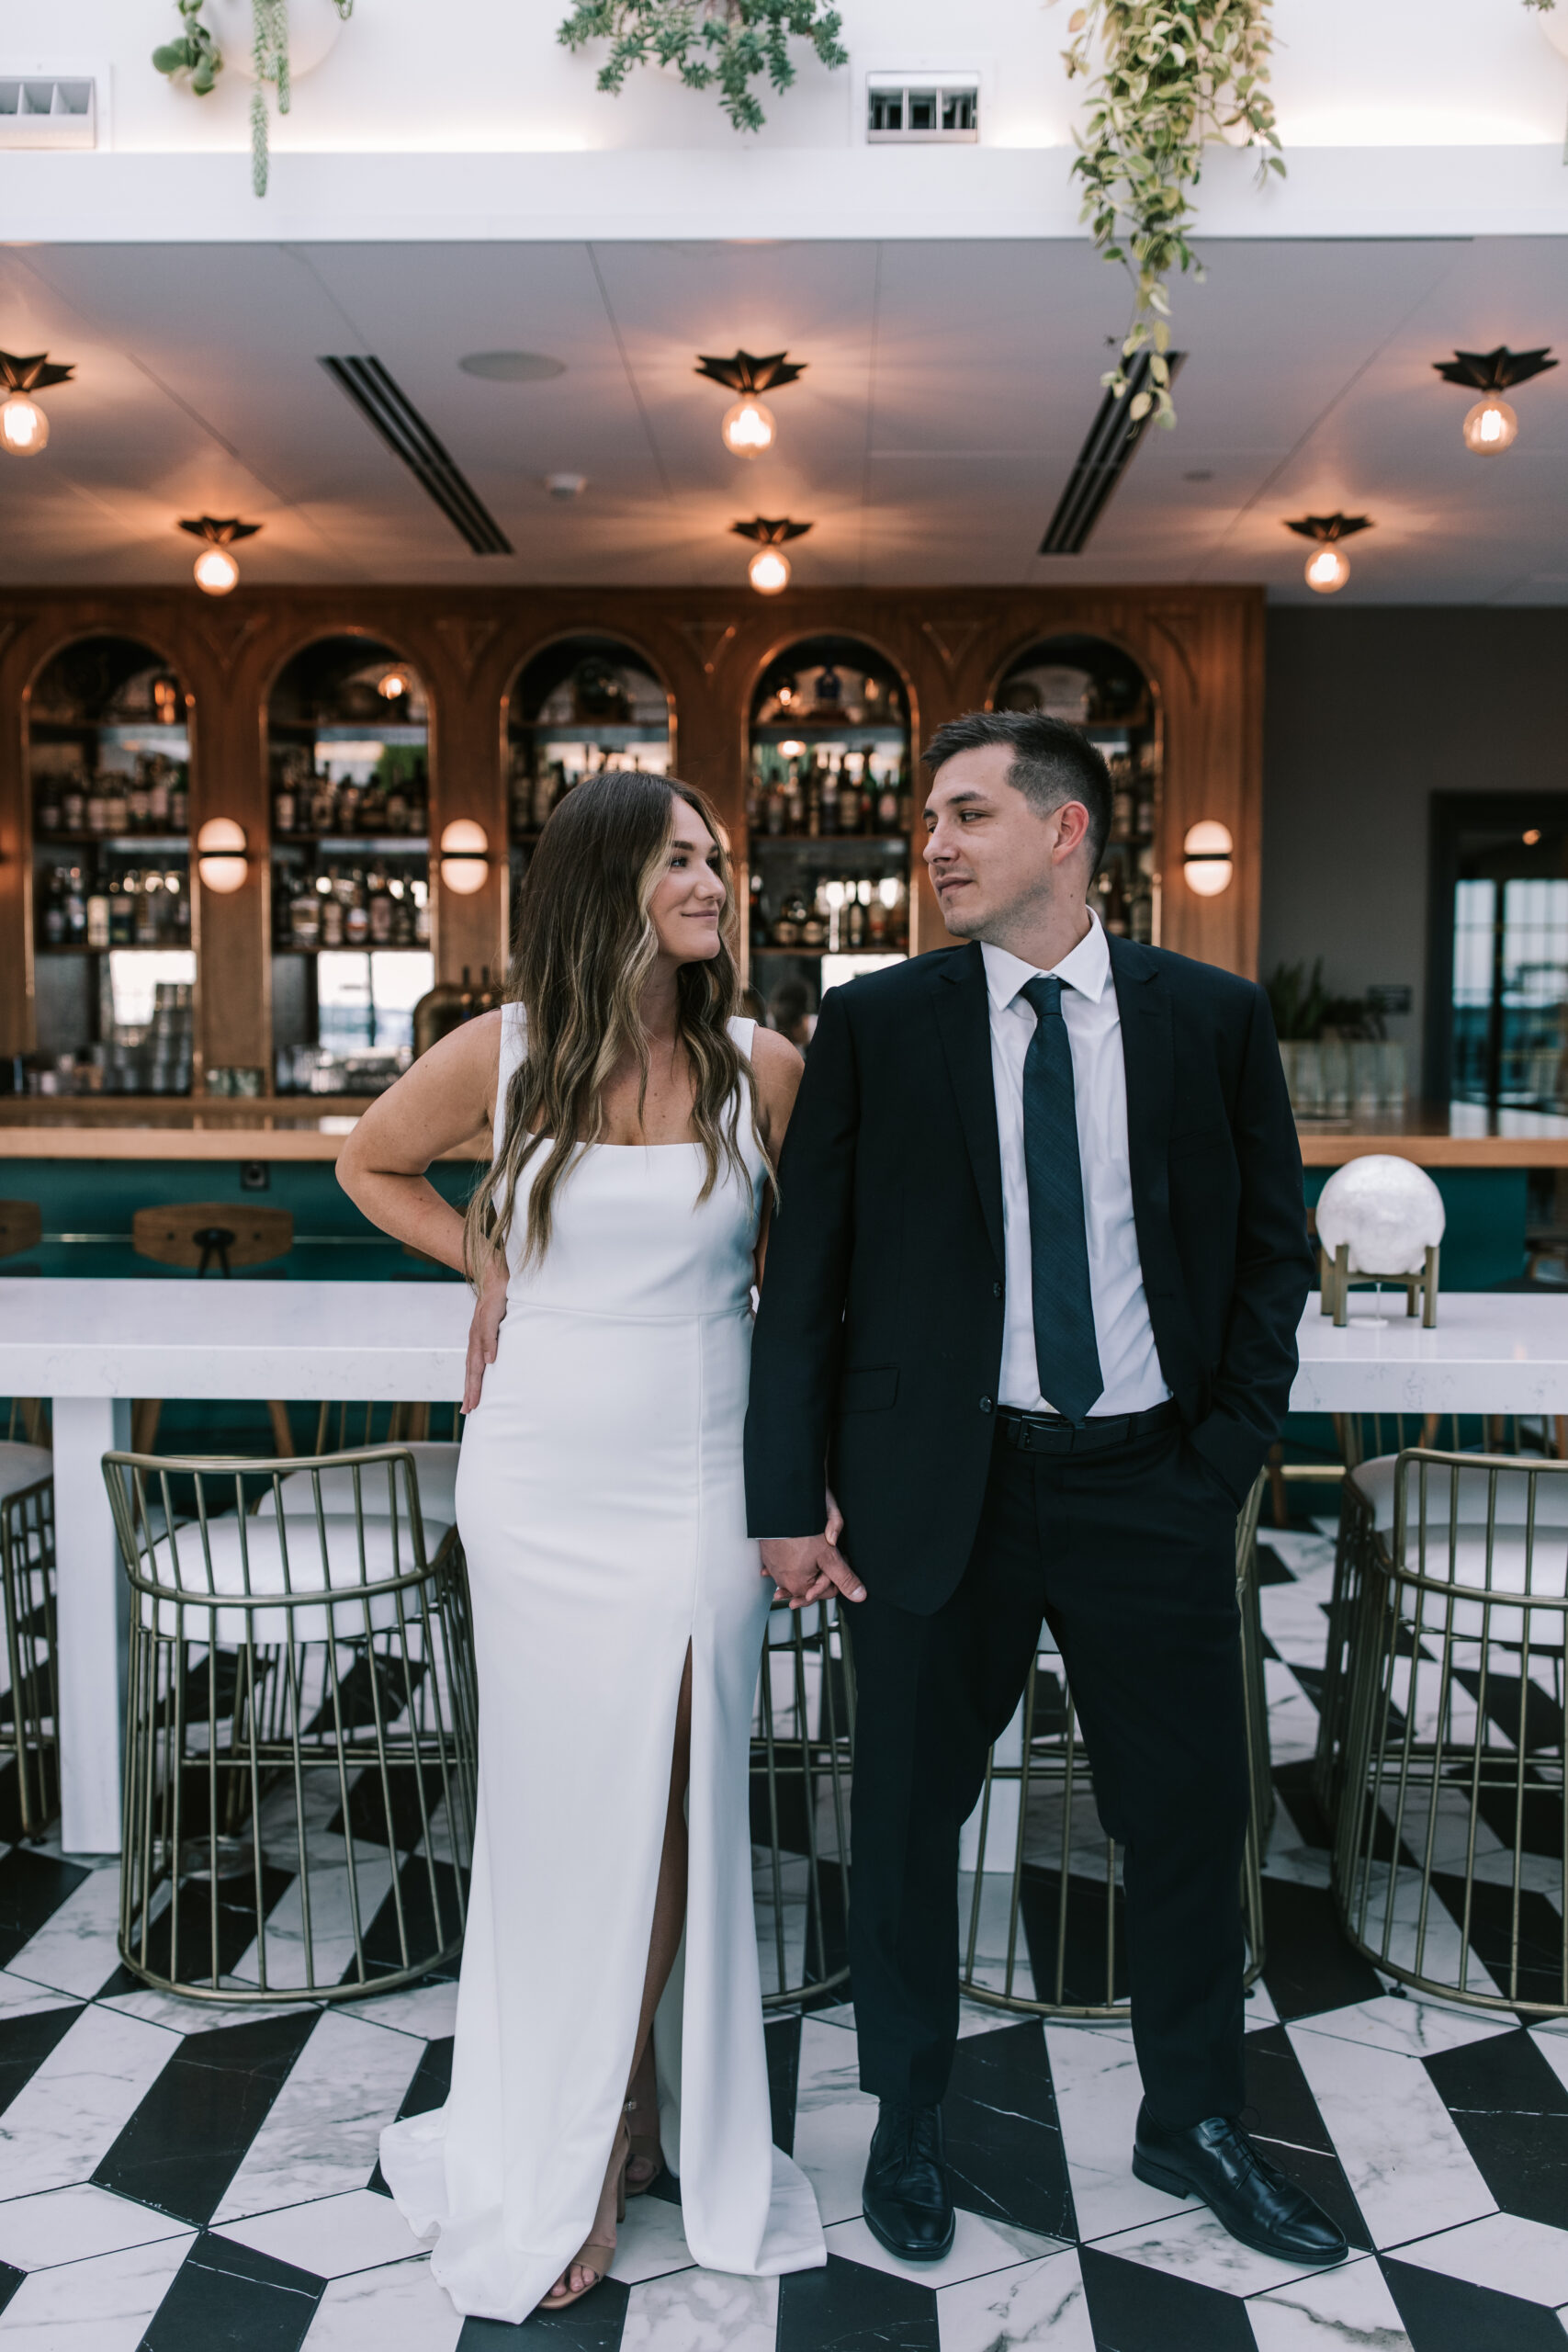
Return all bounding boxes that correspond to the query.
[378,1005,826,2320]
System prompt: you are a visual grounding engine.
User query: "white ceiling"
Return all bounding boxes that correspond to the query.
[0,233,1563,602]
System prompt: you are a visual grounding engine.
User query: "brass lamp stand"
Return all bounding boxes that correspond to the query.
[1320,1243,1439,1329]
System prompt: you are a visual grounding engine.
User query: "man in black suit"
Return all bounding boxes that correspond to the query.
[745,710,1344,2268]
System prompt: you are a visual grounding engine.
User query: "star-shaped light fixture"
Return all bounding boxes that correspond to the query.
[1433,345,1556,455]
[179,514,263,596]
[1283,512,1373,594]
[731,514,812,594]
[698,350,808,460]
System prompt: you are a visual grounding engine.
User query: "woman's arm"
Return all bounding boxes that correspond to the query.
[336,1009,501,1272]
[748,1024,804,1284]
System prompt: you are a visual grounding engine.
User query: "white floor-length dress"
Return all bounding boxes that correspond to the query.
[379,1005,826,2321]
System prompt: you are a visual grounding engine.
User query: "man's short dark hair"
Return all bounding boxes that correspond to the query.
[923,709,1112,871]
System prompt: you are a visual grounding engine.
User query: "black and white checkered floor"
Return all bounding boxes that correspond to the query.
[1,1523,1565,2350]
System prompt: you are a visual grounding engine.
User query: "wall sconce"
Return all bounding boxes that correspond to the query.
[439,819,490,894]
[0,349,73,458]
[196,818,249,894]
[1182,820,1234,897]
[732,514,812,594]
[179,514,262,594]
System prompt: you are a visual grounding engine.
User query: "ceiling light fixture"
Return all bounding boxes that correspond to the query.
[179,514,262,595]
[1434,345,1556,456]
[1284,512,1372,594]
[731,514,812,595]
[698,350,806,461]
[377,667,410,701]
[0,349,74,458]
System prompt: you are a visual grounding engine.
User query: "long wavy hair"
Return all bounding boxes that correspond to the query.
[464,770,768,1280]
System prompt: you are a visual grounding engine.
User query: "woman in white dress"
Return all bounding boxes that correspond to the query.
[336,772,829,2320]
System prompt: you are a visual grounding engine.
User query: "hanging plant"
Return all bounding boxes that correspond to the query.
[152,0,354,198]
[558,0,846,133]
[1063,1,1282,429]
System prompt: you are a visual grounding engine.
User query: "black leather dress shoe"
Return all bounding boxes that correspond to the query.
[862,2101,956,2261]
[1132,2101,1348,2266]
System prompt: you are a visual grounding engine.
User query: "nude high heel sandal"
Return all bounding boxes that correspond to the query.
[539,2117,630,2312]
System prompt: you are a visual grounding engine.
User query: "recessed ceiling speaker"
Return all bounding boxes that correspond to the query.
[544,474,587,501]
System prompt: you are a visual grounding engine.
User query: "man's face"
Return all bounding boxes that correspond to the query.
[922,744,1088,941]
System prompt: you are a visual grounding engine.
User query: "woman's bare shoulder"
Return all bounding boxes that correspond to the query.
[747,1024,805,1136]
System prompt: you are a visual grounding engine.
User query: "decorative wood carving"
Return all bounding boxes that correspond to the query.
[677,619,738,675]
[434,615,500,682]
[1146,608,1200,699]
[195,607,268,673]
[920,616,987,674]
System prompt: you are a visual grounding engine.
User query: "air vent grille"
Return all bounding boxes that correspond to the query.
[319,356,513,557]
[0,77,96,148]
[1038,351,1186,556]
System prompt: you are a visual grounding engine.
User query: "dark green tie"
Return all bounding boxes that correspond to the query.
[1020,974,1103,1425]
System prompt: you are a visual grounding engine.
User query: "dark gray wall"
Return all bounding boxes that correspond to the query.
[1260,606,1568,1083]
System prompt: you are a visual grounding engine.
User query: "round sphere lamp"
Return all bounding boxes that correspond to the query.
[439,819,491,895]
[196,818,250,894]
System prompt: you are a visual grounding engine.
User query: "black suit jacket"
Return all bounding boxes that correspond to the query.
[744,934,1314,1614]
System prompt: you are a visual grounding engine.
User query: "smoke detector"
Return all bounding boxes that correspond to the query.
[544,473,587,502]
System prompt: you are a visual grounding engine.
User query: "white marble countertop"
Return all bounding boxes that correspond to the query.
[0,1277,470,1401]
[1291,1288,1568,1415]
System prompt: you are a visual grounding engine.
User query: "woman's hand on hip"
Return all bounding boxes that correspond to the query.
[462,1256,510,1414]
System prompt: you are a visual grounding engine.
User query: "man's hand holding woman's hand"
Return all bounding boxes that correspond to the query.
[760,1491,866,1609]
[462,1255,510,1415]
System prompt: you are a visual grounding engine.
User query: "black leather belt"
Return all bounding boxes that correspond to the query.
[997,1397,1180,1454]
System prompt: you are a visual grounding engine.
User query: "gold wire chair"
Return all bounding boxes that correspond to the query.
[104,1446,478,2006]
[1333,1445,1568,2013]
[0,1430,58,1837]
[752,1597,855,2008]
[957,1474,1270,2019]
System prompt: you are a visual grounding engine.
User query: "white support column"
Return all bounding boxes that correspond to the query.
[51,1395,130,1855]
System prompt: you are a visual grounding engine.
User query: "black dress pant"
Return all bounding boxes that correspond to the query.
[846,1414,1250,2130]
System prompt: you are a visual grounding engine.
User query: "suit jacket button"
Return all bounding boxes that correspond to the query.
[992,1282,1003,1299]
[979,1396,994,1414]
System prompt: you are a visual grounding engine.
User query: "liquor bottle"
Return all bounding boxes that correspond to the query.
[819,759,839,839]
[147,760,170,830]
[839,757,862,839]
[531,765,555,831]
[42,868,65,946]
[1129,876,1154,944]
[745,768,763,833]
[413,878,431,945]
[105,775,130,834]
[897,755,914,832]
[85,777,107,834]
[64,865,86,944]
[360,775,388,836]
[344,870,370,946]
[129,762,151,833]
[773,892,805,948]
[62,774,85,833]
[1134,779,1156,840]
[765,779,786,837]
[785,763,805,834]
[168,769,189,832]
[1110,764,1134,845]
[133,872,160,945]
[86,884,109,949]
[338,781,362,837]
[749,870,769,947]
[290,877,321,949]
[385,778,409,834]
[807,763,822,839]
[37,775,61,833]
[875,763,899,834]
[368,869,394,945]
[320,875,344,949]
[274,776,297,836]
[802,888,828,950]
[170,873,190,940]
[311,772,336,834]
[846,888,867,950]
[107,876,132,946]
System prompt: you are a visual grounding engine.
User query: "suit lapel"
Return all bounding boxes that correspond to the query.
[1109,933,1175,1265]
[933,944,1006,1273]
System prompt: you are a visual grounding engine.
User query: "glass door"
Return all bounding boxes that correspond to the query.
[267,638,433,1095]
[28,636,193,1095]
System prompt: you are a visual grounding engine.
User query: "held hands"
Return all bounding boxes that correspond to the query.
[462,1255,510,1415]
[760,1489,866,1610]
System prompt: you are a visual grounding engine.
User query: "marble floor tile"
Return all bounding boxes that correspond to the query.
[0,2228,196,2351]
[0,2183,188,2273]
[1266,1659,1326,1767]
[1245,1974,1283,2030]
[1042,2021,1187,2244]
[299,2254,464,2352]
[1246,2252,1414,2350]
[226,1859,397,1996]
[1262,1792,1335,1892]
[823,2211,1065,2290]
[94,1983,306,2034]
[789,2017,876,2228]
[1091,2200,1345,2298]
[1389,2210,1568,2304]
[0,2004,177,2200]
[216,2187,430,2281]
[1294,1991,1512,2062]
[936,2247,1094,2351]
[1287,2015,1497,2246]
[339,1980,458,2042]
[211,2009,425,2222]
[5,1872,123,2003]
[0,1972,78,2025]
[621,2266,778,2352]
[608,2189,696,2285]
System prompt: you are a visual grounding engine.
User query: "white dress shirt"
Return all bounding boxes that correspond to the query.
[983,919,1170,1418]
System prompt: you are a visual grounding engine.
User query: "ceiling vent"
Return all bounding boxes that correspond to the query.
[1038,351,1186,556]
[866,74,978,141]
[0,76,96,147]
[319,356,513,556]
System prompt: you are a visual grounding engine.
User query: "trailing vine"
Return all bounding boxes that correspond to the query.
[152,0,355,197]
[558,0,846,133]
[1063,1,1282,428]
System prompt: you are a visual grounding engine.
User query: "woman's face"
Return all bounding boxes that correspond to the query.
[649,799,728,965]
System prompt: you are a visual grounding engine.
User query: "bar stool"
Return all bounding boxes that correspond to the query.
[0,1433,57,1837]
[299,1404,462,1525]
[104,1445,478,2004]
[1314,1411,1554,1811]
[130,1204,296,1455]
[1333,1445,1568,2012]
[957,1474,1270,2018]
[752,1596,855,2007]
